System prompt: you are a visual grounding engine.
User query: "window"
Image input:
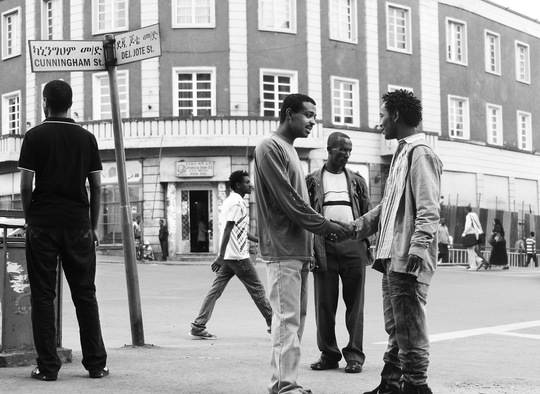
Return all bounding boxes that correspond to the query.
[448,95,469,139]
[515,41,530,83]
[93,71,129,120]
[446,18,467,65]
[92,0,128,34]
[173,68,216,117]
[259,0,295,33]
[1,91,21,135]
[386,3,411,53]
[484,30,500,75]
[329,0,357,43]
[331,76,359,127]
[172,0,215,28]
[486,104,502,145]
[516,111,532,151]
[2,8,21,59]
[42,0,63,40]
[260,69,298,117]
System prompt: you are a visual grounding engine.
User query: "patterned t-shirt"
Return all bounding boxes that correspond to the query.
[220,192,249,260]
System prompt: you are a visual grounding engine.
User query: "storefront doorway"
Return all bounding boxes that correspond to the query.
[189,190,210,252]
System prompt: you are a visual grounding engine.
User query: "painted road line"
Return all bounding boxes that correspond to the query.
[375,320,540,344]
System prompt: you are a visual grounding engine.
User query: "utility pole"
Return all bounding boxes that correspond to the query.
[103,35,145,346]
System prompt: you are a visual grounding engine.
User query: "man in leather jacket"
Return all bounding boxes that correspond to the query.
[306,131,372,374]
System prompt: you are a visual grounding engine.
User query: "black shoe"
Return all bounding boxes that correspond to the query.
[344,360,363,373]
[89,367,109,378]
[310,357,339,370]
[401,382,433,394]
[363,379,400,394]
[31,367,57,381]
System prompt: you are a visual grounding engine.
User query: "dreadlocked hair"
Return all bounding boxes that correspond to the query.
[382,89,423,128]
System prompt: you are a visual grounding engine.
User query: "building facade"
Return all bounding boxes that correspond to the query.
[0,0,539,257]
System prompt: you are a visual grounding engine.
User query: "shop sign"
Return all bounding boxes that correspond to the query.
[176,161,214,177]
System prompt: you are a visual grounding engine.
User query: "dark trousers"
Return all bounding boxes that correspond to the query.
[26,226,107,374]
[313,238,366,363]
[526,253,538,267]
[437,243,449,263]
[160,240,169,260]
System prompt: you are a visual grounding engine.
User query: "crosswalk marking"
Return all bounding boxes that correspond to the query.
[375,320,540,344]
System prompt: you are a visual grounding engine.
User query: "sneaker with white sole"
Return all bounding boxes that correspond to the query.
[190,327,217,339]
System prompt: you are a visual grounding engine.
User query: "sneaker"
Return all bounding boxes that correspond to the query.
[267,326,271,334]
[190,327,217,339]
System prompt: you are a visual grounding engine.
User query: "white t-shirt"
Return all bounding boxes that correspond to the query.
[219,192,249,260]
[322,170,354,223]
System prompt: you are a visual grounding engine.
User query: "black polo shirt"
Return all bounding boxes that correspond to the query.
[18,117,102,227]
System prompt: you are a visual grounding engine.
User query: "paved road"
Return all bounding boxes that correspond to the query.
[2,258,539,393]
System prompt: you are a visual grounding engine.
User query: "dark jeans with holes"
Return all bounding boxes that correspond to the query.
[26,225,107,374]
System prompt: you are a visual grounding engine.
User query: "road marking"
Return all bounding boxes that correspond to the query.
[375,320,540,344]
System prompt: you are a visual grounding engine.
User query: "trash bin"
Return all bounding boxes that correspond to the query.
[0,213,71,367]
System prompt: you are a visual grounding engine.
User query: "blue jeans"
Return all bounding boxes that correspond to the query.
[193,258,272,329]
[381,270,430,387]
[26,226,107,374]
[266,260,310,394]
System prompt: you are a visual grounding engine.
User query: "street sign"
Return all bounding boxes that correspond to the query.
[115,24,161,65]
[28,40,106,72]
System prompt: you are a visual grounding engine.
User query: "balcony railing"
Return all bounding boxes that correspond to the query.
[79,116,325,150]
[0,134,24,162]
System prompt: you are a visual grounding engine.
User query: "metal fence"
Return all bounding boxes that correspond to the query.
[446,248,538,268]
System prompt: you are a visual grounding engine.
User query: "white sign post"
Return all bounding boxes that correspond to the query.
[28,25,162,347]
[28,40,106,72]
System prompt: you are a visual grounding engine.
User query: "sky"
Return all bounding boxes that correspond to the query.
[489,0,540,21]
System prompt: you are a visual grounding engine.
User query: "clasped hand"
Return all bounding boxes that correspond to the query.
[325,219,354,241]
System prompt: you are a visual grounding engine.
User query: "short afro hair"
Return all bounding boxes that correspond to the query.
[43,80,73,112]
[382,89,422,128]
[229,170,249,191]
[279,94,316,124]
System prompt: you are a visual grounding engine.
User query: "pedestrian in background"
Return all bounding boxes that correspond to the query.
[306,131,371,374]
[190,170,272,339]
[18,80,108,381]
[254,93,350,394]
[462,206,484,270]
[159,218,169,261]
[488,218,509,269]
[437,218,450,264]
[514,237,525,266]
[133,215,142,260]
[351,90,442,394]
[525,232,537,267]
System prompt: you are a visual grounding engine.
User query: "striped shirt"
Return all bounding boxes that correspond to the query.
[525,237,536,254]
[375,134,426,260]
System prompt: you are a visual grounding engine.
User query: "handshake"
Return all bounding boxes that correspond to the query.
[325,219,357,242]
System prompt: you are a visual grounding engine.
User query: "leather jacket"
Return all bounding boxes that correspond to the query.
[306,165,372,271]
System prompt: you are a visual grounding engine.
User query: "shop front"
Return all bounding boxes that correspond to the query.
[160,156,232,258]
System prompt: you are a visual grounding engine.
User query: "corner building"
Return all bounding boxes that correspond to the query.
[0,0,539,258]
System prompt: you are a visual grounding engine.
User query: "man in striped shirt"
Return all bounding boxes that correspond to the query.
[525,232,537,267]
[352,90,442,394]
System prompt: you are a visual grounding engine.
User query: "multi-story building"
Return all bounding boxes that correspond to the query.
[1,0,539,258]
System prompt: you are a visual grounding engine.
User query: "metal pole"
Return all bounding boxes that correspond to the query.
[103,35,145,346]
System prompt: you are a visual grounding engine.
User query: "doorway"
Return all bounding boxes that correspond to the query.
[189,190,210,252]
